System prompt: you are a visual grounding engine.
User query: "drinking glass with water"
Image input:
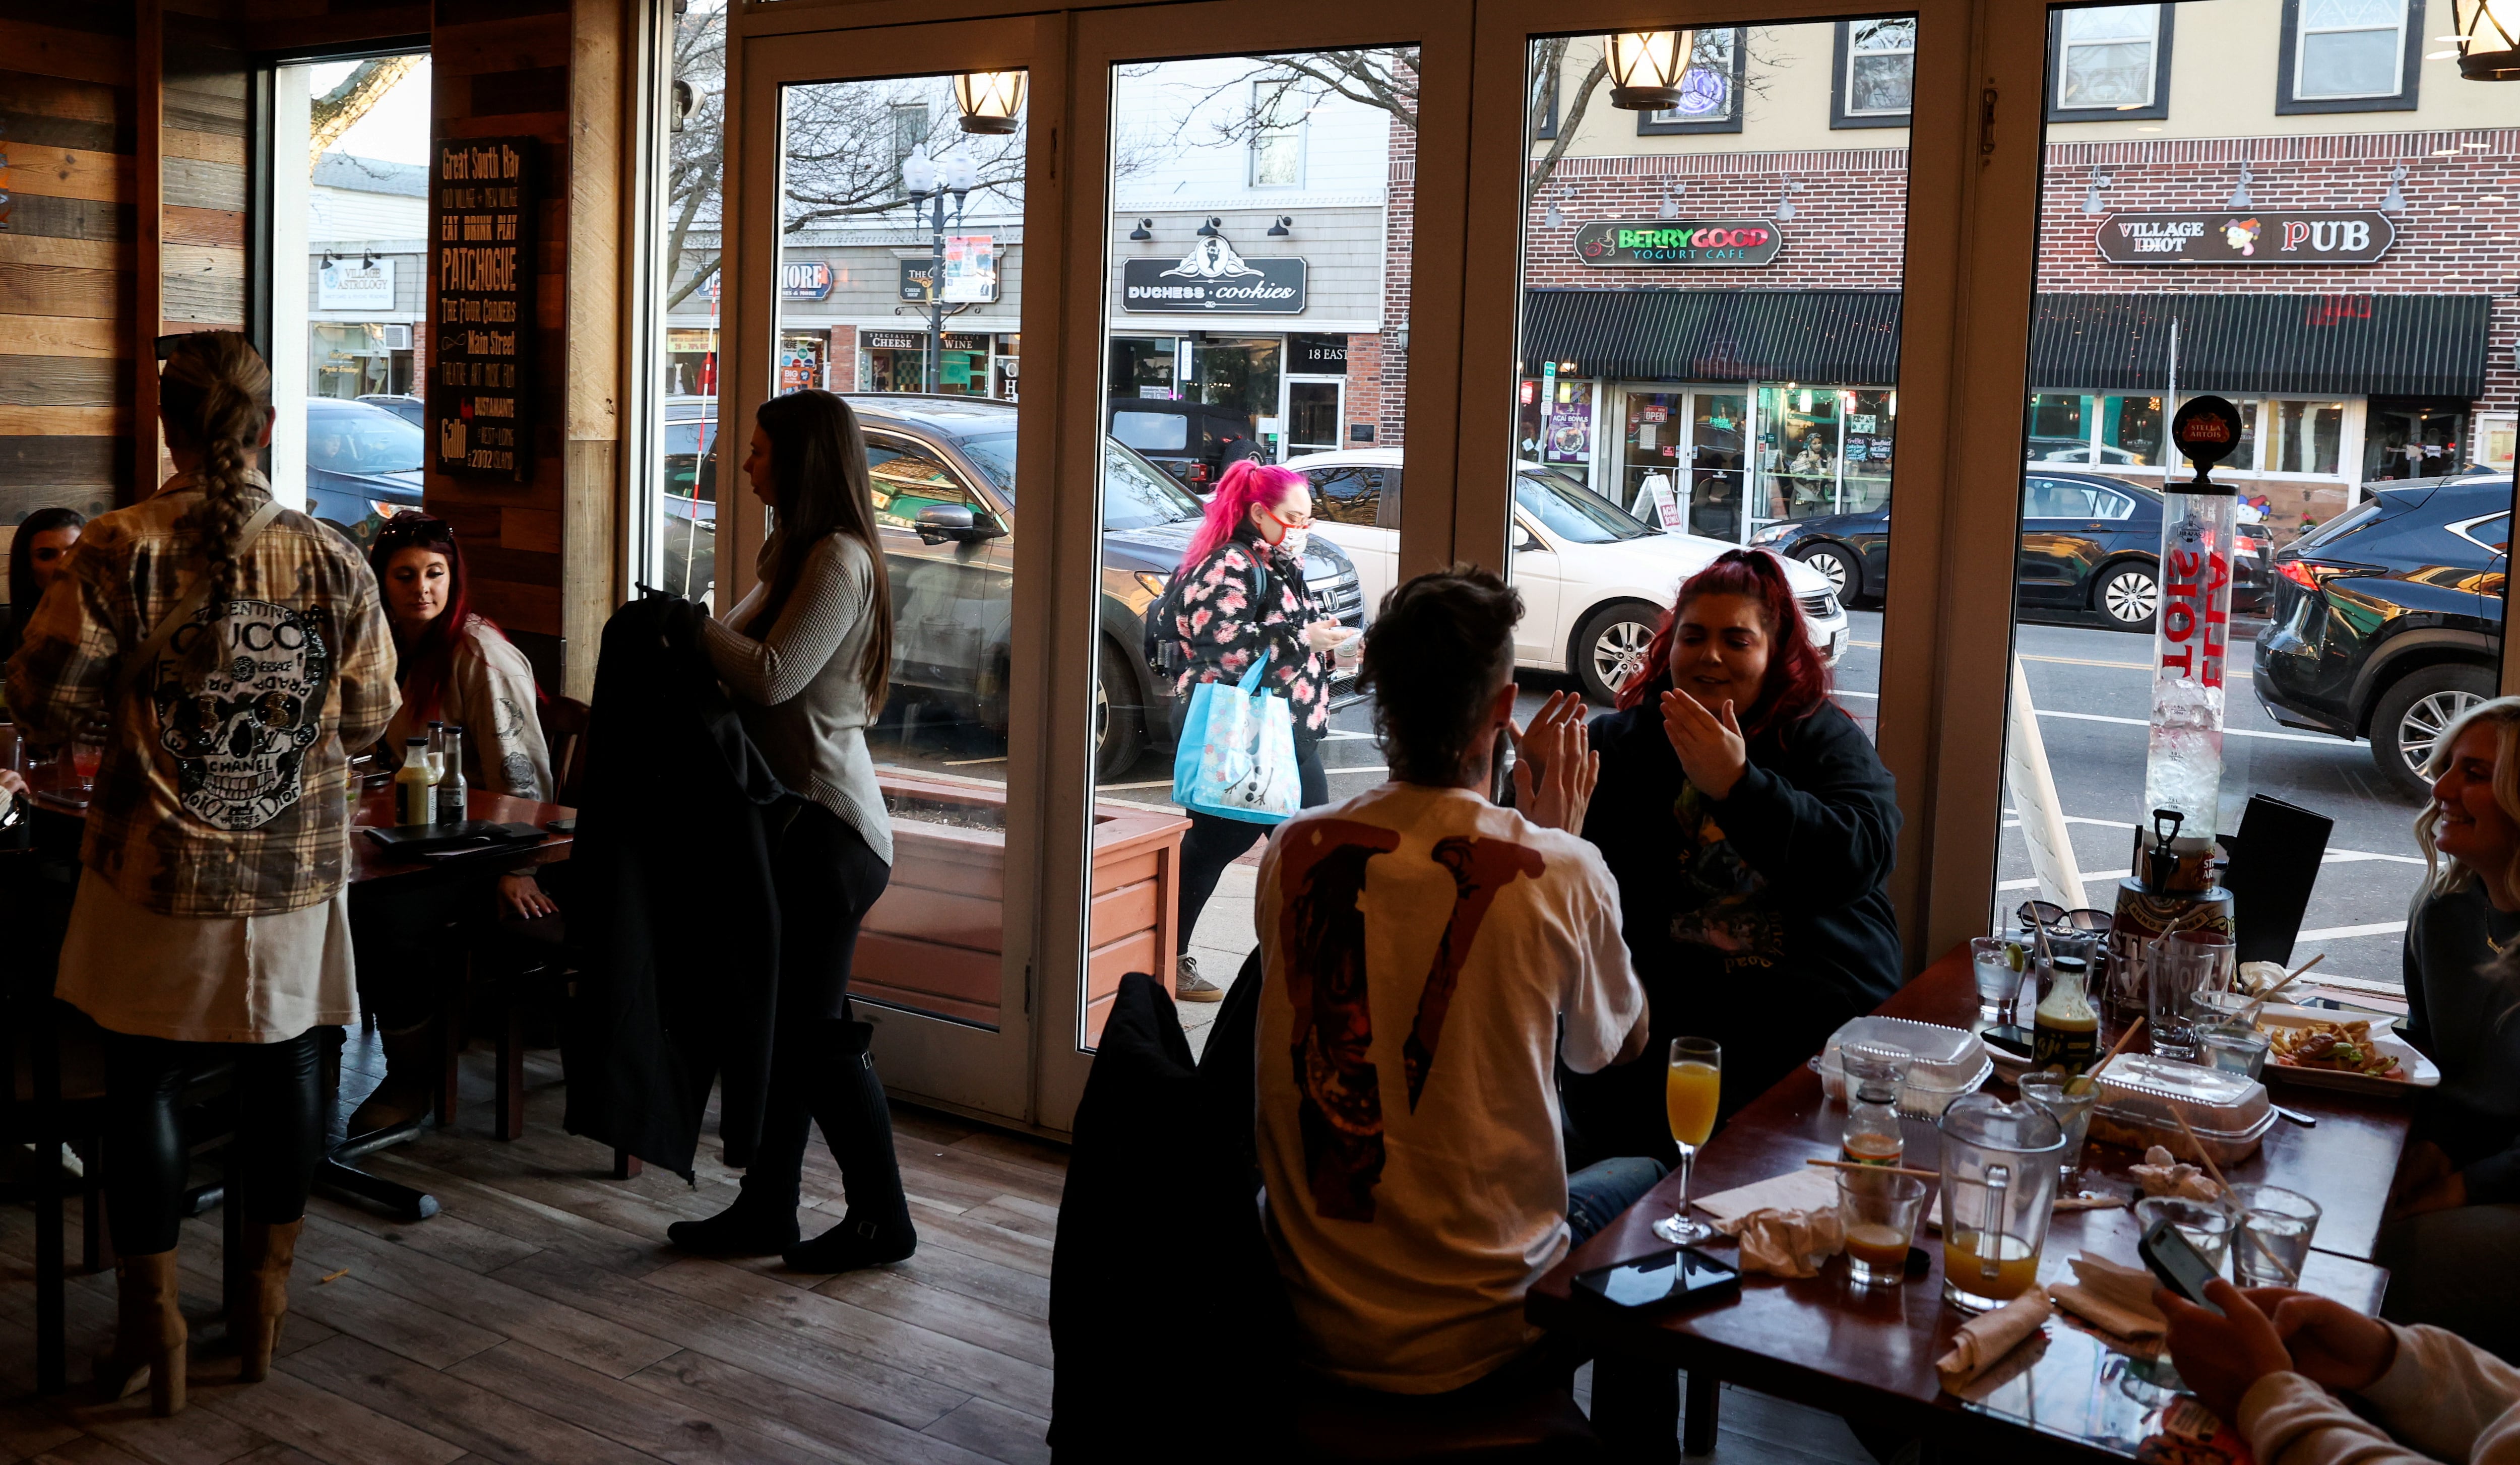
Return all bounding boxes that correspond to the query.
[2229,1184,2321,1287]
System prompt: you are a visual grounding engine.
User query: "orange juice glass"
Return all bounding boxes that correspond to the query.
[1651,1039,1721,1245]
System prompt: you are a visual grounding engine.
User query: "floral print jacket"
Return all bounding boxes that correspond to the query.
[1169,533,1333,742]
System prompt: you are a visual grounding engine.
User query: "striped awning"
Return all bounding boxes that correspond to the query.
[1521,288,2491,400]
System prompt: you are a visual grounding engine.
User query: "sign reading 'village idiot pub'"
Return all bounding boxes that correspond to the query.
[432,136,536,482]
[1572,219,1786,268]
[2095,209,2398,266]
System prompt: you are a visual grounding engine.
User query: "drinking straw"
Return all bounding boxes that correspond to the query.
[2066,1016,2146,1098]
[1805,1158,1942,1181]
[2166,1106,2299,1284]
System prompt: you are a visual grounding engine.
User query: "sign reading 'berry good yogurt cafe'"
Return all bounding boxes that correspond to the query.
[2095,210,2398,266]
[1573,219,1785,268]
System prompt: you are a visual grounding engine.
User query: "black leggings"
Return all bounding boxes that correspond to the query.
[1174,734,1328,959]
[102,1029,327,1257]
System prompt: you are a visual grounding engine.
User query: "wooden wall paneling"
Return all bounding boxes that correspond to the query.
[160,2,250,362]
[135,0,164,497]
[0,6,138,563]
[239,0,431,53]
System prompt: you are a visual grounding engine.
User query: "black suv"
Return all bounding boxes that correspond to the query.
[2254,469,2515,798]
[1105,399,1265,490]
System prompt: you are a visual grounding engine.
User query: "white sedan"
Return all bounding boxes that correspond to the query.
[1284,448,1851,705]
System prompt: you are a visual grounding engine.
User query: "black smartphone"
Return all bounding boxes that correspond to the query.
[2138,1218,2224,1315]
[1570,1246,1741,1312]
[545,817,577,834]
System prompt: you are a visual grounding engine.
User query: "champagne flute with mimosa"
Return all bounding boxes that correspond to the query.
[1652,1038,1722,1245]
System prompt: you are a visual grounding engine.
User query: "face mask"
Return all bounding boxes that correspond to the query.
[1280,528,1309,556]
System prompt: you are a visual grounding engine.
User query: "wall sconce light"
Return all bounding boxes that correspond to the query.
[1776,179,1803,221]
[1545,191,1566,229]
[1607,30,1696,111]
[1657,188,1680,220]
[2225,161,2253,210]
[322,250,337,266]
[2449,0,2519,78]
[1267,215,1293,236]
[361,249,377,268]
[1196,216,1222,238]
[2083,168,2113,215]
[1129,218,1154,240]
[952,71,1027,133]
[2380,163,2408,213]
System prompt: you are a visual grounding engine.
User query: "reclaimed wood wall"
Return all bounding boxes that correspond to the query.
[159,0,253,488]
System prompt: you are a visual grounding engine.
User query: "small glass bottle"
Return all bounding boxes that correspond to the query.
[2033,953,2101,1075]
[425,720,450,785]
[434,727,468,824]
[394,736,434,826]
[1840,1043,1910,1167]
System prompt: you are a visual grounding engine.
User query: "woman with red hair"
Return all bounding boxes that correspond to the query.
[1561,548,1902,1164]
[1160,458,1348,998]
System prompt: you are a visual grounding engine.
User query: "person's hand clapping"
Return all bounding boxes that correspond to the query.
[1660,688,1749,801]
[2157,1279,2298,1422]
[1509,690,1598,833]
[2241,1288,2398,1394]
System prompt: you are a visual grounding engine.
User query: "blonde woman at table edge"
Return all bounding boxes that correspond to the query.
[664,388,912,1275]
[2385,695,2520,1362]
[4,332,399,1415]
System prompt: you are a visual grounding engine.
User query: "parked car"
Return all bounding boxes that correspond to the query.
[1282,447,1850,705]
[1751,469,2269,629]
[659,395,719,605]
[2026,437,2147,466]
[2254,475,2511,798]
[302,397,425,551]
[1105,398,1265,489]
[356,393,424,427]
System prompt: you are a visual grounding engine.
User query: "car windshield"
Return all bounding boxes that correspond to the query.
[955,431,1205,531]
[2291,497,2386,555]
[1516,468,1655,544]
[1110,411,1188,452]
[308,407,423,475]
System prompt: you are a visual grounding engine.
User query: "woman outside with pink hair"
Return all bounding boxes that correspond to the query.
[1161,459,1346,998]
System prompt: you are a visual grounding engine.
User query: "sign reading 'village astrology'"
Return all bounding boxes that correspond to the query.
[432,137,536,482]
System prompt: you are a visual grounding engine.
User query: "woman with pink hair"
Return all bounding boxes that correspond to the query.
[1159,459,1347,998]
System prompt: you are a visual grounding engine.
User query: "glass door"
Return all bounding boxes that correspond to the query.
[1688,391,1749,542]
[1286,379,1344,457]
[1619,389,1687,527]
[724,15,1053,1123]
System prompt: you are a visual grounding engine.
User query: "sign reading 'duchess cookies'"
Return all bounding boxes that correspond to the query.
[2094,210,2397,266]
[433,137,537,482]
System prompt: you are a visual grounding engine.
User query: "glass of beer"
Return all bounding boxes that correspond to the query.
[1651,1038,1722,1246]
[1836,1169,1930,1287]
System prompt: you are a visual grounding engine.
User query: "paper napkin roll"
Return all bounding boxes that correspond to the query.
[2045,1254,2168,1340]
[1936,1289,2053,1389]
[1713,1206,1846,1279]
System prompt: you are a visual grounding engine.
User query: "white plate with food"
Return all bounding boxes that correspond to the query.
[2255,1012,2438,1095]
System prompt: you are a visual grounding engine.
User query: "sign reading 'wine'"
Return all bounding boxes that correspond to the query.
[432,137,536,482]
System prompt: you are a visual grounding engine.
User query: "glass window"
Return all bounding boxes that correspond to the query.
[1517,468,1655,544]
[1305,466,1387,527]
[2269,400,2347,476]
[2295,0,2405,98]
[1846,18,1917,115]
[2099,395,2165,467]
[306,403,424,475]
[1249,77,1306,187]
[2027,393,2095,462]
[1096,439,1206,531]
[1110,410,1189,452]
[2024,478,2137,520]
[1640,27,1740,129]
[2057,5,2162,109]
[864,439,993,532]
[652,1,724,605]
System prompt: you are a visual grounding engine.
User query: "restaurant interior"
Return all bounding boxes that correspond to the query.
[4,0,2519,1461]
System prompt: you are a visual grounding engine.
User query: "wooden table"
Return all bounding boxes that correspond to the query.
[1529,943,2414,1463]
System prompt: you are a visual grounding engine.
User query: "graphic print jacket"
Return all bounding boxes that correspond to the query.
[1167,532,1333,742]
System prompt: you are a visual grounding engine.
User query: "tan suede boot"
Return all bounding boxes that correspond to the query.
[96,1250,186,1415]
[233,1218,303,1382]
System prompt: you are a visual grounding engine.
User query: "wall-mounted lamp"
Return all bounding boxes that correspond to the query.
[1196,216,1222,238]
[952,71,1027,133]
[2083,168,2113,215]
[361,249,377,268]
[1128,218,1154,240]
[1267,215,1293,237]
[2225,161,2253,210]
[2449,0,2519,78]
[2380,163,2408,213]
[1776,179,1803,222]
[1607,30,1696,110]
[1544,191,1566,228]
[322,250,337,266]
[1657,188,1680,220]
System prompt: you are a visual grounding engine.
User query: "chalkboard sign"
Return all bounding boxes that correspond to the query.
[431,137,536,482]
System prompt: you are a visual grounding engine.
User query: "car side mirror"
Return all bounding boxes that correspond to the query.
[1512,527,1543,554]
[914,503,1003,546]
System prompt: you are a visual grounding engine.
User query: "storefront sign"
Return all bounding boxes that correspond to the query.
[1122,233,1307,314]
[2095,210,2397,266]
[431,136,536,483]
[781,262,833,300]
[898,258,1004,304]
[863,330,990,352]
[318,257,396,310]
[941,235,996,303]
[1292,334,1347,373]
[1572,219,1784,268]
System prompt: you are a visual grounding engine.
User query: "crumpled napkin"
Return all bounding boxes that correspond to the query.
[2046,1253,2167,1340]
[2130,1144,2224,1201]
[1713,1205,1845,1279]
[1936,1289,2052,1388]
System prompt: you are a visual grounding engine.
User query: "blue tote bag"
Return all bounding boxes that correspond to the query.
[1172,650,1301,825]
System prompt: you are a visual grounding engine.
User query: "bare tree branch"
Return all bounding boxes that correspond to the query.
[308,56,422,170]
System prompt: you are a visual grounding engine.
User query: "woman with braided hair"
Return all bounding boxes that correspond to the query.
[6,332,398,1415]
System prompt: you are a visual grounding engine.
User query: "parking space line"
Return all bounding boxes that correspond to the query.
[2294,921,2408,942]
[2032,708,2348,744]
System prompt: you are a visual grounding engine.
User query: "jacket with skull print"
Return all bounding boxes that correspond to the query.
[5,476,399,919]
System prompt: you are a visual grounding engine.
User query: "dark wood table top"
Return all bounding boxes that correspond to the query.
[1527,943,2412,1462]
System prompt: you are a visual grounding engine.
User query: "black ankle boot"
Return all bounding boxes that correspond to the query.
[666,1175,801,1256]
[782,1021,916,1274]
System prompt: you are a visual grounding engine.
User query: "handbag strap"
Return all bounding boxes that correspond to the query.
[114,496,286,704]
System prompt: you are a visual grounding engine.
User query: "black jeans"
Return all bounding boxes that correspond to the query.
[347,880,465,1030]
[102,1028,327,1257]
[1173,733,1328,960]
[746,803,894,1197]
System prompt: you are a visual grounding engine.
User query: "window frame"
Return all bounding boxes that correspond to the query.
[2044,4,2176,122]
[1831,16,1918,130]
[1246,75,1309,188]
[1635,26,1746,137]
[2277,0,2423,113]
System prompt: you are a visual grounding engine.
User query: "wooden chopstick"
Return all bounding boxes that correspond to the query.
[2067,1016,2147,1096]
[1805,1158,1941,1181]
[2163,1106,2298,1284]
[2256,953,2326,1005]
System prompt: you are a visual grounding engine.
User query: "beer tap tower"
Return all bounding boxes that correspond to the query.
[2105,396,2244,1018]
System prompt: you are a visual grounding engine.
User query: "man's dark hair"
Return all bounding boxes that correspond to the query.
[1359,565,1522,786]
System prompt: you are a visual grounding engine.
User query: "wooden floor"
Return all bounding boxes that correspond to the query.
[3,1039,1874,1465]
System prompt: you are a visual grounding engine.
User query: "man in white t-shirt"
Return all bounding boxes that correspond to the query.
[1254,566,1658,1396]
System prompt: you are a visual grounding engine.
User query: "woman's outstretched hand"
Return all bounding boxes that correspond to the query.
[500,872,558,921]
[1509,690,1598,833]
[1661,689,1749,801]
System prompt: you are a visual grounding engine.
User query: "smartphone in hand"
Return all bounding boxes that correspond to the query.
[2139,1217,2225,1315]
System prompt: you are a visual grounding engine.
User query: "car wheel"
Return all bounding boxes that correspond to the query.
[1573,600,1664,706]
[1794,543,1862,603]
[2094,561,2158,632]
[2368,663,2493,800]
[1093,638,1146,783]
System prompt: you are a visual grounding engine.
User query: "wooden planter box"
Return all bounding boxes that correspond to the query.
[853,770,1191,1044]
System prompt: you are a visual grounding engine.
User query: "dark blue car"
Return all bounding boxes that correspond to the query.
[303,397,425,551]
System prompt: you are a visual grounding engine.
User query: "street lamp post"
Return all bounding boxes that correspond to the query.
[900,148,978,394]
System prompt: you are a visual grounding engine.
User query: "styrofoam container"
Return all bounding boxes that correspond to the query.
[2088,1053,2276,1165]
[1815,1016,1991,1108]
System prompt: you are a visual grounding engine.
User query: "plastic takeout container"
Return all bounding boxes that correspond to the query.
[2086,1053,2275,1165]
[1815,1016,1991,1110]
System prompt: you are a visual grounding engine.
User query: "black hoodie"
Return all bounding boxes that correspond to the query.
[1564,695,1903,1162]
